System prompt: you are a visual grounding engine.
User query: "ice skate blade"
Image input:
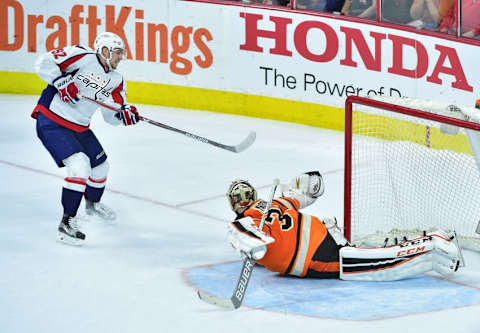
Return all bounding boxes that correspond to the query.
[56,232,85,246]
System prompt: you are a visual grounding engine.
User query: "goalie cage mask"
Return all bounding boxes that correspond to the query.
[227,180,257,215]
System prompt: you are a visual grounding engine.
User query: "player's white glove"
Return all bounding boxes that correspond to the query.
[282,171,325,208]
[115,104,140,126]
[53,74,79,104]
[227,216,275,260]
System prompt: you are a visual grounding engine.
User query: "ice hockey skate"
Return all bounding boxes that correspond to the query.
[57,214,86,246]
[85,200,117,221]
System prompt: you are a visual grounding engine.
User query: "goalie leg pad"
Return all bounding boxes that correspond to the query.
[428,230,462,275]
[340,238,436,281]
[341,231,462,281]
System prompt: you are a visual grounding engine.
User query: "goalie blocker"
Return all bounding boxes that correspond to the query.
[227,171,463,281]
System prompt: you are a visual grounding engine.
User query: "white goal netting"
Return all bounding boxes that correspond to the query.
[345,96,480,251]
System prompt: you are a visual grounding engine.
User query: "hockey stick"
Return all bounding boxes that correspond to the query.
[80,95,256,153]
[197,178,280,309]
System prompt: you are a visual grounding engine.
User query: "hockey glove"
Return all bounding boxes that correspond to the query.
[53,74,79,104]
[282,171,325,209]
[116,104,140,126]
[227,216,275,260]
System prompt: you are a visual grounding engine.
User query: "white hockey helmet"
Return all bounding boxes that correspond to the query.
[94,32,125,70]
[227,180,257,215]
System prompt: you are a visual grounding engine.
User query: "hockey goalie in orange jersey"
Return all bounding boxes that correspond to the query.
[226,171,464,281]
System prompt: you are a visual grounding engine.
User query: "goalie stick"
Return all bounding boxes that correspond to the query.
[80,95,256,153]
[197,178,280,309]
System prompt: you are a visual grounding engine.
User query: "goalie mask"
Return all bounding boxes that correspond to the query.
[227,180,257,215]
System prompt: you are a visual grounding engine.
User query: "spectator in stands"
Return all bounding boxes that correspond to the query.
[296,0,326,10]
[341,0,373,17]
[247,0,289,5]
[325,0,346,12]
[463,25,480,38]
[297,0,345,12]
[438,0,480,37]
[383,0,414,23]
[353,0,414,24]
[409,0,455,30]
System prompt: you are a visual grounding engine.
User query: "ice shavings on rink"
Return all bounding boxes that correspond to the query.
[187,261,480,320]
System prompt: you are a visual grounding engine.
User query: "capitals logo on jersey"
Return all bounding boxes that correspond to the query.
[76,73,112,100]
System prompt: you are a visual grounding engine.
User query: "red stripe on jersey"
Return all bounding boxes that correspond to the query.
[111,81,124,105]
[33,104,90,133]
[65,177,87,185]
[88,177,106,184]
[58,53,87,72]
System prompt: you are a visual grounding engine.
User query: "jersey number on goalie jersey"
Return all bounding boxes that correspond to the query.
[264,209,294,231]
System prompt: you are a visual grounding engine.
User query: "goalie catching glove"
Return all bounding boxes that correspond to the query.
[227,216,275,260]
[282,171,325,209]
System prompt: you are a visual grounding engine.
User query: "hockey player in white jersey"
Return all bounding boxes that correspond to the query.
[32,32,141,245]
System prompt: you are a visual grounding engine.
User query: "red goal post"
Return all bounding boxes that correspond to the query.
[344,95,480,250]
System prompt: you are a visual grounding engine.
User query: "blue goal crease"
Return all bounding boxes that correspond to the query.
[186,261,480,320]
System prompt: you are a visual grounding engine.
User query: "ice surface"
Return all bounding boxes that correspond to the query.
[0,94,479,333]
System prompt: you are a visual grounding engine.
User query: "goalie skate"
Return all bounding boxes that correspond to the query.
[85,200,116,221]
[57,214,85,246]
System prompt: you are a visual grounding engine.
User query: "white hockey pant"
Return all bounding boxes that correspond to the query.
[340,233,460,281]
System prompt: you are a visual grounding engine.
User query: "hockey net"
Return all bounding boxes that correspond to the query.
[344,95,480,251]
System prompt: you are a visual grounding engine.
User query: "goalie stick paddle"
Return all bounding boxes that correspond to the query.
[80,95,256,153]
[197,178,280,309]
